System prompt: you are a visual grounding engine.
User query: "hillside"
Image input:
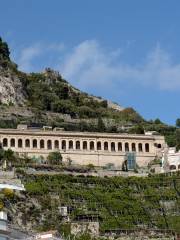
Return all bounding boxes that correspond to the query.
[0,37,144,129]
[0,37,180,148]
[3,171,180,238]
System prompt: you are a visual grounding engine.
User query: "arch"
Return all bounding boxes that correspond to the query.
[125,142,129,152]
[97,141,101,150]
[104,142,108,151]
[169,165,176,170]
[3,138,8,147]
[40,139,44,149]
[33,139,37,148]
[54,140,59,149]
[18,139,22,148]
[111,142,115,152]
[138,143,143,152]
[118,142,122,151]
[69,140,73,149]
[157,143,162,148]
[62,140,66,150]
[10,138,15,147]
[90,141,94,150]
[145,143,149,152]
[83,141,87,150]
[76,141,80,150]
[132,143,136,152]
[47,140,52,149]
[25,139,30,148]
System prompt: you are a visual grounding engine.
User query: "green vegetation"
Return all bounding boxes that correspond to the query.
[0,37,10,61]
[19,172,180,235]
[1,37,180,149]
[47,151,62,165]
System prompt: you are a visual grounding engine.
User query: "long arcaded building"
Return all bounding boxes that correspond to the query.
[0,126,165,168]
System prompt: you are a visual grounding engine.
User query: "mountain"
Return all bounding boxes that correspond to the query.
[0,37,179,148]
[0,37,143,132]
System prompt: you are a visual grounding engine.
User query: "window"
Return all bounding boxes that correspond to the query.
[25,139,30,148]
[69,140,73,149]
[76,141,80,150]
[33,139,37,148]
[83,141,87,150]
[54,140,59,149]
[97,141,101,150]
[40,139,44,149]
[125,142,129,152]
[111,142,115,152]
[132,143,136,152]
[47,140,52,149]
[169,165,176,170]
[62,140,66,150]
[118,142,122,151]
[90,141,94,150]
[138,143,143,152]
[3,138,8,147]
[145,143,149,152]
[18,139,22,148]
[10,138,15,147]
[104,142,108,151]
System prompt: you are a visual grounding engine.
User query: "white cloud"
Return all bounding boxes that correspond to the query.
[18,44,42,72]
[16,40,180,91]
[58,40,180,91]
[16,42,65,72]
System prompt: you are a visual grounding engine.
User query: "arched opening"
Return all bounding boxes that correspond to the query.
[132,143,136,152]
[104,142,108,151]
[90,141,94,150]
[10,138,15,147]
[18,139,22,148]
[69,140,73,150]
[125,142,129,152]
[118,142,122,151]
[83,141,87,150]
[40,139,44,149]
[145,143,149,152]
[76,141,80,150]
[138,143,143,152]
[62,140,66,150]
[3,138,8,147]
[111,142,115,152]
[157,144,162,148]
[169,165,176,170]
[97,141,101,150]
[47,140,52,149]
[25,139,30,148]
[54,140,59,149]
[33,139,37,148]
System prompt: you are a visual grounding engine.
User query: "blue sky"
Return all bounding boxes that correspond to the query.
[0,0,180,125]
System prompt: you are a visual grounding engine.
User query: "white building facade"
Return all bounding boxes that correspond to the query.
[0,128,165,168]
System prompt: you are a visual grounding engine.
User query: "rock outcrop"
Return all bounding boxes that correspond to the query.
[0,67,25,105]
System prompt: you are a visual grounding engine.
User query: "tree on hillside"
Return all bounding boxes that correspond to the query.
[0,37,10,61]
[154,118,162,124]
[129,125,144,134]
[47,151,62,165]
[176,118,180,128]
[97,117,106,132]
[175,129,180,151]
[4,149,16,163]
